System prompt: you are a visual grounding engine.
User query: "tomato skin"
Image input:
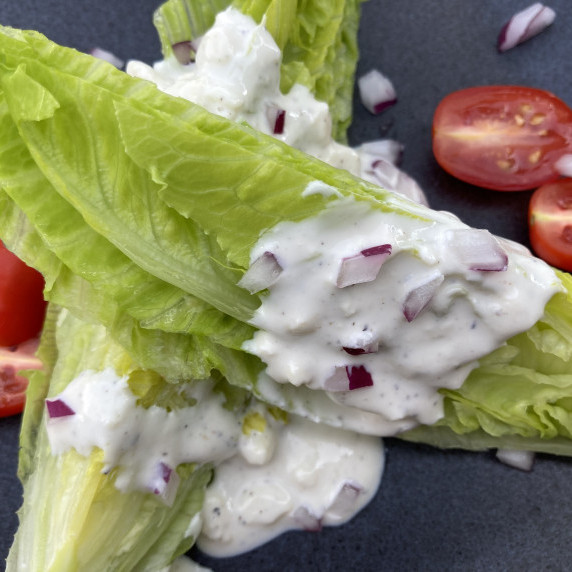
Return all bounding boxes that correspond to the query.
[529,178,572,271]
[433,86,572,191]
[0,242,47,347]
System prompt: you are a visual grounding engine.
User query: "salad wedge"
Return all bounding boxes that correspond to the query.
[3,0,572,570]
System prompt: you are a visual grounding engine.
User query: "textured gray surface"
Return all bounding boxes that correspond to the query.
[2,1,572,570]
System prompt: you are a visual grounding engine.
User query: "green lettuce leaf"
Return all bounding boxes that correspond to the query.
[7,309,214,572]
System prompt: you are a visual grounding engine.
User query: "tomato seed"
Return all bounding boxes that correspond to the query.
[530,114,546,125]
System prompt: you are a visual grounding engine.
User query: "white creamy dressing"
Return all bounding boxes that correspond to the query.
[46,369,384,555]
[46,370,241,501]
[197,406,382,557]
[243,198,561,430]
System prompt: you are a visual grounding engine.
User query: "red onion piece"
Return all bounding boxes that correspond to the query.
[403,272,444,322]
[336,245,392,288]
[90,47,124,69]
[449,229,508,272]
[324,367,350,392]
[498,3,556,52]
[266,105,286,135]
[324,365,374,391]
[370,159,429,206]
[342,341,379,356]
[347,365,374,390]
[555,154,572,177]
[153,462,173,494]
[292,506,322,531]
[238,251,283,293]
[148,461,180,505]
[358,69,397,115]
[357,139,403,166]
[327,482,363,518]
[496,449,535,471]
[45,398,75,419]
[171,41,194,65]
[361,244,392,257]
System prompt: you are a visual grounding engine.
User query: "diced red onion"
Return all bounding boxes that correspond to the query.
[292,506,322,531]
[266,105,286,135]
[342,341,379,355]
[149,461,180,504]
[171,38,201,65]
[90,47,124,69]
[45,398,75,419]
[449,229,508,272]
[555,154,572,178]
[357,139,403,166]
[336,244,392,288]
[327,482,363,518]
[324,367,351,392]
[358,69,397,115]
[370,159,429,206]
[496,449,535,471]
[238,251,283,293]
[361,244,392,257]
[347,365,374,390]
[153,462,173,494]
[403,272,444,322]
[497,3,556,52]
[324,365,374,391]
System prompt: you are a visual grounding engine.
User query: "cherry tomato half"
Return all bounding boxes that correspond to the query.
[529,178,572,271]
[433,86,572,191]
[0,241,47,347]
[0,339,42,418]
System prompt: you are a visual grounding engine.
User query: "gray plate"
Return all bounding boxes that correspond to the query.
[1,1,572,570]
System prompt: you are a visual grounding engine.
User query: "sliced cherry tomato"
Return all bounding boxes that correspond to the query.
[529,178,572,271]
[0,241,47,347]
[0,339,42,418]
[433,86,572,191]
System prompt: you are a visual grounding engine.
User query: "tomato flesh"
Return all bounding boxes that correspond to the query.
[529,178,572,271]
[0,339,42,418]
[433,86,572,191]
[0,241,47,347]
